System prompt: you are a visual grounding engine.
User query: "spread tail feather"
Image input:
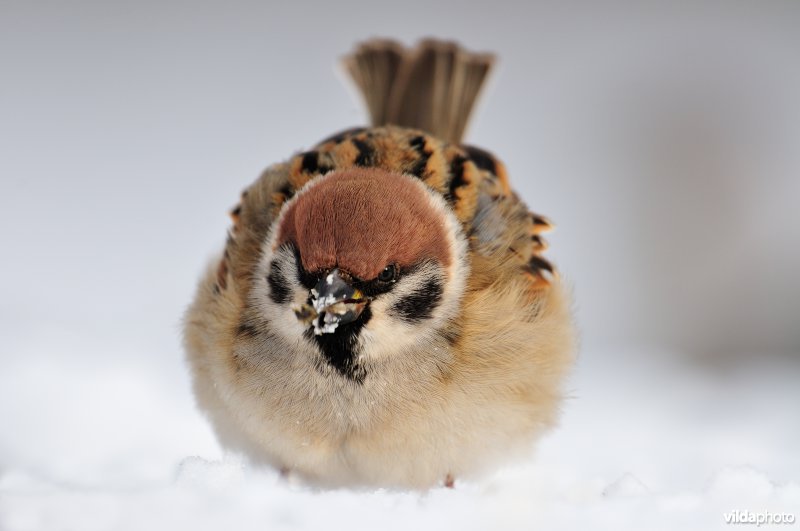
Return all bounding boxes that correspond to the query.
[343,39,495,144]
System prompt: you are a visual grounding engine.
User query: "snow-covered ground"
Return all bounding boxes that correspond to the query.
[1,341,797,531]
[2,2,799,529]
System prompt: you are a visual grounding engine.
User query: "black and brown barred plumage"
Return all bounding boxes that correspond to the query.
[220,126,557,298]
[185,39,574,489]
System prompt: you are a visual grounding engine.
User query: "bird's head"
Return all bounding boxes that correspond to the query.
[253,167,468,382]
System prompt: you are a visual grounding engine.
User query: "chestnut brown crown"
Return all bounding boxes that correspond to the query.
[275,167,451,281]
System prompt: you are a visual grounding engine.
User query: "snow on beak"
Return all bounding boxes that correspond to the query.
[293,268,368,335]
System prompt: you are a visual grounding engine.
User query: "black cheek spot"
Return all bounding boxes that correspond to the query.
[391,278,444,323]
[267,261,293,304]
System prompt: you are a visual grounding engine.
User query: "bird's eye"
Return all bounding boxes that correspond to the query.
[377,264,397,283]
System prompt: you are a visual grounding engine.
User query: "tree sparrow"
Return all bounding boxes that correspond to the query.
[184,39,575,489]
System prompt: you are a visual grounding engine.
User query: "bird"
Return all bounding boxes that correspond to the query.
[183,39,575,489]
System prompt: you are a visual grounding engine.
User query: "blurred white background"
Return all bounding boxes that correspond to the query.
[1,1,798,529]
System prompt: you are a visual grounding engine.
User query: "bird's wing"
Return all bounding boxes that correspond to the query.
[459,143,557,291]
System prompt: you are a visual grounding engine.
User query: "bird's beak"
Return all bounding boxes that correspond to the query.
[293,268,368,335]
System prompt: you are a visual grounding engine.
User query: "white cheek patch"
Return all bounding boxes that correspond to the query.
[360,263,450,360]
[387,263,444,321]
[251,246,311,342]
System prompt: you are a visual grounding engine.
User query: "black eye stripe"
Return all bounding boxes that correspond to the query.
[281,243,437,306]
[352,264,400,296]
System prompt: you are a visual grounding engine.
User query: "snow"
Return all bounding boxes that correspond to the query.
[1,2,799,529]
[1,344,797,531]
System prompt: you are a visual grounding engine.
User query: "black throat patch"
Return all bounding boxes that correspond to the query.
[304,307,372,383]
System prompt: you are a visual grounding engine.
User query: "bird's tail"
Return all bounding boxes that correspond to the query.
[342,39,494,144]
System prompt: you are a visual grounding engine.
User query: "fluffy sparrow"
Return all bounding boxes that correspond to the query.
[184,39,575,489]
